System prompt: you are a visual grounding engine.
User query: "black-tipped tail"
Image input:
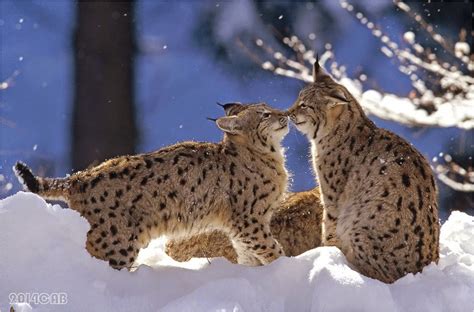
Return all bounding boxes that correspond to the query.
[14,162,40,193]
[13,162,69,201]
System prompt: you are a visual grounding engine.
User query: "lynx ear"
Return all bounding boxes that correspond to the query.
[313,55,330,82]
[216,116,243,134]
[326,89,349,106]
[217,102,245,116]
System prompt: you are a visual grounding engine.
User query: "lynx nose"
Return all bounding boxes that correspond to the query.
[289,113,296,121]
[279,116,288,126]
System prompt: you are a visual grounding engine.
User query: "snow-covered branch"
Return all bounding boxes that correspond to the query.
[247,1,474,130]
[433,154,474,192]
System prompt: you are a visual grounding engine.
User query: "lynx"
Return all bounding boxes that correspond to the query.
[14,103,289,269]
[287,62,439,283]
[166,188,322,263]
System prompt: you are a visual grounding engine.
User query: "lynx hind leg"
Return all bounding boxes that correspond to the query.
[230,221,284,266]
[86,219,140,270]
[342,205,419,283]
[166,231,238,263]
[344,239,402,283]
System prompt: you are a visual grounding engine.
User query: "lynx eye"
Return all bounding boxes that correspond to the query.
[262,112,271,119]
[299,102,307,108]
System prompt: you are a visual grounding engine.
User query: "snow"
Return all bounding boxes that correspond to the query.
[1,192,473,312]
[403,31,416,44]
[358,87,474,129]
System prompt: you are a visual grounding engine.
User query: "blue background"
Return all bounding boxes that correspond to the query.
[0,0,472,220]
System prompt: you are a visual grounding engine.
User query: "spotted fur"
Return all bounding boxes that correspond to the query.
[14,103,290,269]
[287,63,440,283]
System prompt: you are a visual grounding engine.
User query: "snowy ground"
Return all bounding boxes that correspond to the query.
[0,192,473,312]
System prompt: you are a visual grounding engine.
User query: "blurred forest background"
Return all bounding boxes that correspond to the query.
[0,0,472,220]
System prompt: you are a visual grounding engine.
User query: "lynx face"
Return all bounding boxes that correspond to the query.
[216,103,289,152]
[288,67,351,141]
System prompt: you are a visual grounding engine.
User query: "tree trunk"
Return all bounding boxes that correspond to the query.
[72,0,137,171]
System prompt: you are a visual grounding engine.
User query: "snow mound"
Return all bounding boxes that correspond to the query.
[0,192,473,312]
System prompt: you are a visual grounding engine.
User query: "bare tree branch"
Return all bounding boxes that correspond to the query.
[433,154,474,192]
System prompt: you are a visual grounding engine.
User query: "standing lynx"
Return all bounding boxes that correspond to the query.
[288,62,439,283]
[14,103,289,269]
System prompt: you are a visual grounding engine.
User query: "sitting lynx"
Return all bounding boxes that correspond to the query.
[288,61,440,283]
[14,103,290,269]
[166,188,322,263]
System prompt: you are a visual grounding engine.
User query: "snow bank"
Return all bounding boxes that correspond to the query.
[0,192,473,312]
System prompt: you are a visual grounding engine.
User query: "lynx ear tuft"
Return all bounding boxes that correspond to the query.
[312,55,330,83]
